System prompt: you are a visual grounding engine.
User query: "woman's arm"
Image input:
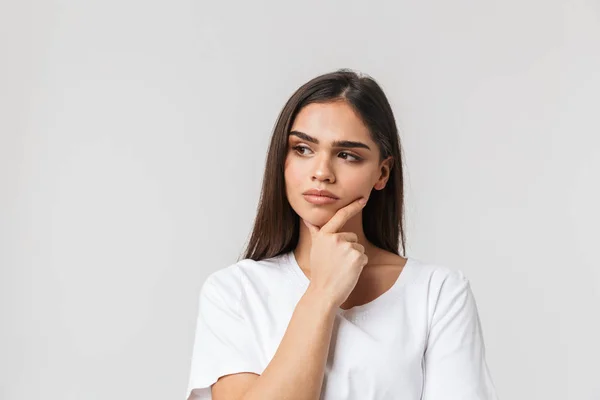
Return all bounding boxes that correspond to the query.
[207,199,368,400]
[421,270,499,399]
[212,285,337,400]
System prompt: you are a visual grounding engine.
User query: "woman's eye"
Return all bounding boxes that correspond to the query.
[292,145,361,162]
[292,145,312,155]
[339,152,361,162]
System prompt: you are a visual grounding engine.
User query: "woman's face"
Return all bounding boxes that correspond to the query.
[284,101,392,227]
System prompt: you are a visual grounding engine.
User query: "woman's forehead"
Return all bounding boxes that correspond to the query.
[290,102,372,142]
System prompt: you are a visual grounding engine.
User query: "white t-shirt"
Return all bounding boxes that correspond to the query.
[186,250,499,400]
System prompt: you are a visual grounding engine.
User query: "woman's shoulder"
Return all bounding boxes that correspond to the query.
[371,248,468,285]
[201,252,291,298]
[405,255,471,296]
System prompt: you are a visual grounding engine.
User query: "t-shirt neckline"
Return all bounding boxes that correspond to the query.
[283,249,414,315]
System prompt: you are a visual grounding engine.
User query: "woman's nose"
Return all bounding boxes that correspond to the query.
[312,156,335,183]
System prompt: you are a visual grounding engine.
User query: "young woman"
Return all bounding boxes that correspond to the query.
[186,69,499,400]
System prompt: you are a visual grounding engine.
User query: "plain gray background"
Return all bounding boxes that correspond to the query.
[1,0,599,399]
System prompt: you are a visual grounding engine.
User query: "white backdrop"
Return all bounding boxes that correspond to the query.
[1,0,599,399]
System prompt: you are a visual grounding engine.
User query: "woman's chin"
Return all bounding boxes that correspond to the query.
[300,210,336,227]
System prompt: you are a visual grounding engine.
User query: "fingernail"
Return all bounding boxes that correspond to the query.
[359,198,367,205]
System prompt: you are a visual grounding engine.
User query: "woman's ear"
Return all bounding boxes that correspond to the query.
[374,156,393,190]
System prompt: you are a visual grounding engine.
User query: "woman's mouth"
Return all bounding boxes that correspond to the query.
[302,194,339,205]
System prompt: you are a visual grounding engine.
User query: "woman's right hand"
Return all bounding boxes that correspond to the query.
[302,197,369,309]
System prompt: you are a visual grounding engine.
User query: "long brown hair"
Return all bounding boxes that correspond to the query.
[239,69,406,262]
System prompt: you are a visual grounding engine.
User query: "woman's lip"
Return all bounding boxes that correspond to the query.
[303,194,339,205]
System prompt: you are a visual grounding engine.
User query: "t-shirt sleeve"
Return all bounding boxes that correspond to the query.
[421,270,500,400]
[185,271,263,400]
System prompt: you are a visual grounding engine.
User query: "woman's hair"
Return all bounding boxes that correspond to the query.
[239,68,406,262]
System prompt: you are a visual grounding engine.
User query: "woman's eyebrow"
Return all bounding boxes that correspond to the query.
[288,130,371,151]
